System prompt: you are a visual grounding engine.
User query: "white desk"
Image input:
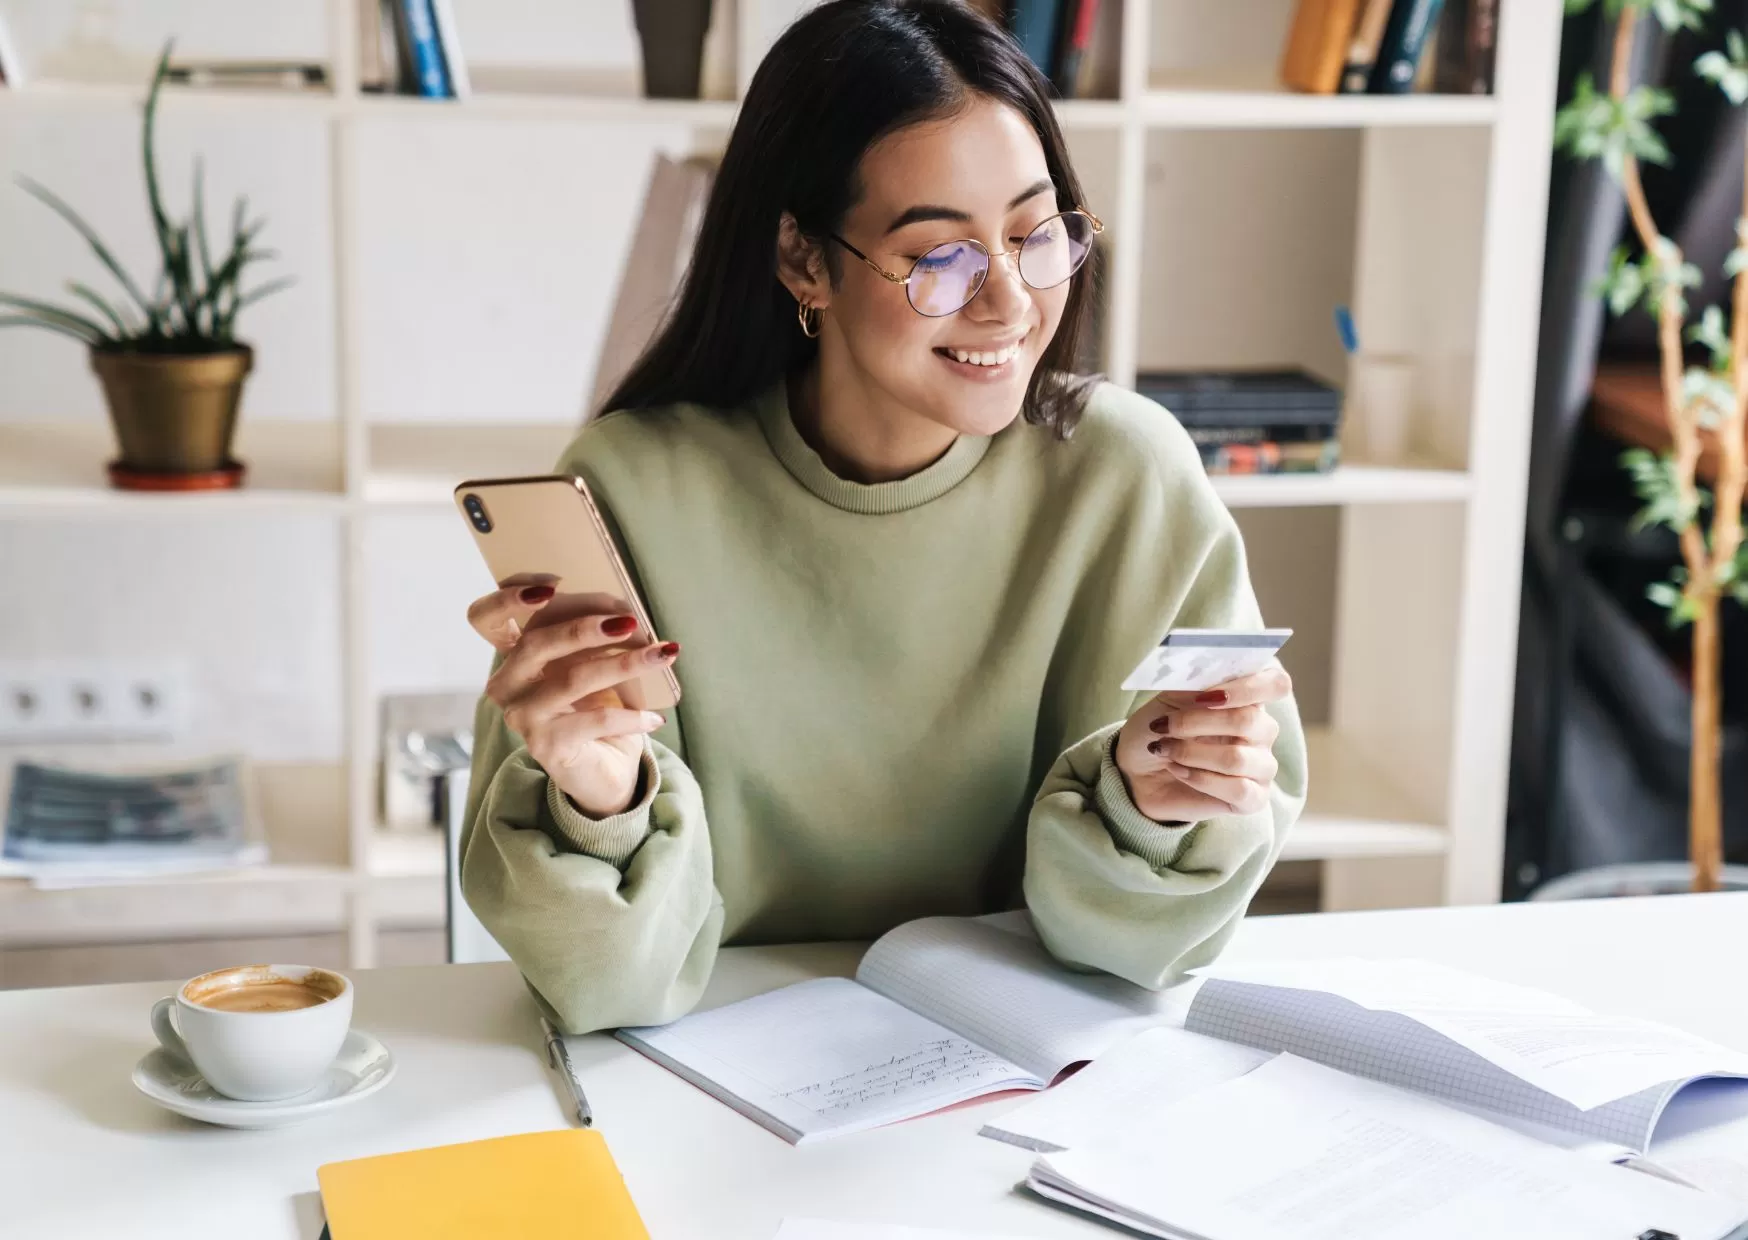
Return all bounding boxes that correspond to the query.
[5,893,1745,1239]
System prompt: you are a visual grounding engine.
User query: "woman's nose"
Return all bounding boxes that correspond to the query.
[967,247,1029,322]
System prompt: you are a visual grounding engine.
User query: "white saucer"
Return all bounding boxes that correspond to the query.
[131,1028,396,1129]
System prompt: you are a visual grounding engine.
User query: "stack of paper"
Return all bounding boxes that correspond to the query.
[1026,1055,1748,1240]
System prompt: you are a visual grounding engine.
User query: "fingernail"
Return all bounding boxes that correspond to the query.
[1149,716,1172,735]
[1148,738,1174,756]
[519,585,555,604]
[641,712,666,730]
[601,615,637,637]
[1195,690,1228,706]
[650,641,680,661]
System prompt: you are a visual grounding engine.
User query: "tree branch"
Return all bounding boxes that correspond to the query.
[1610,10,1710,581]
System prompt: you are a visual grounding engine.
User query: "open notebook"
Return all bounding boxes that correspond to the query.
[614,912,1170,1144]
[982,956,1748,1173]
[1026,1054,1748,1240]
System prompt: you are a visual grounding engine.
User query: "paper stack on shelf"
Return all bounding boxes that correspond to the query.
[1138,368,1343,476]
[0,755,267,887]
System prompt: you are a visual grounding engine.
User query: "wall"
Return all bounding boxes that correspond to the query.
[0,1,722,771]
[0,0,1359,763]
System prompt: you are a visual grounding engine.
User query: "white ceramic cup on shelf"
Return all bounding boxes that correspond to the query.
[1347,353,1418,465]
[149,963,353,1102]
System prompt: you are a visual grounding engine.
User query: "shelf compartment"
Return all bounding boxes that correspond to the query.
[1283,727,1448,862]
[0,420,345,515]
[0,864,355,949]
[1142,72,1498,130]
[366,423,577,506]
[1210,463,1471,508]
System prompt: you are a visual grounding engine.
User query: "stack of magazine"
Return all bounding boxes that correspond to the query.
[1138,368,1343,476]
[0,756,267,887]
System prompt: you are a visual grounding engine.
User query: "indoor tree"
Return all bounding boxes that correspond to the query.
[1556,0,1748,891]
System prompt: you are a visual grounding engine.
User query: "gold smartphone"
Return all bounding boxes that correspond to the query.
[453,474,681,711]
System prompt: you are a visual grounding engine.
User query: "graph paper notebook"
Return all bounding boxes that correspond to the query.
[614,912,1170,1145]
[1181,957,1748,1155]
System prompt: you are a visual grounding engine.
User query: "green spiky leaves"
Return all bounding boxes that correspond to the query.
[0,41,291,351]
[1556,74,1676,179]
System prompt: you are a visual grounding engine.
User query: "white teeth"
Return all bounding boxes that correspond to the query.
[947,344,1019,367]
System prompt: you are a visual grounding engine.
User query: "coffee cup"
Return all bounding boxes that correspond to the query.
[150,964,353,1102]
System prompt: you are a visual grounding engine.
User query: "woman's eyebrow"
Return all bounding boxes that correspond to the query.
[882,178,1055,235]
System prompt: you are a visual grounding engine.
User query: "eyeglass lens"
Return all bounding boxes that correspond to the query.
[906,212,1096,317]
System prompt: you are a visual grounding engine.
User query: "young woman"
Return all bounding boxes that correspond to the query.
[460,0,1306,1035]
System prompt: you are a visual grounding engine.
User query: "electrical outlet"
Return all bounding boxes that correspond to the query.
[0,660,191,743]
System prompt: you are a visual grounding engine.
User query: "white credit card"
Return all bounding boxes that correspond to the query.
[1121,628,1292,693]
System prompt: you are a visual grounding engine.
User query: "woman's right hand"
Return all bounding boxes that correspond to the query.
[468,585,680,819]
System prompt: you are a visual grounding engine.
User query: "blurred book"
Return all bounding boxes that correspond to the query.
[0,13,24,87]
[1052,0,1099,98]
[1281,0,1363,94]
[1339,0,1396,93]
[587,153,718,421]
[165,62,328,90]
[1140,368,1343,476]
[0,755,267,886]
[1370,0,1446,94]
[1433,0,1497,94]
[1009,0,1064,83]
[376,0,468,99]
[1138,368,1343,427]
[360,0,399,92]
[1196,438,1341,475]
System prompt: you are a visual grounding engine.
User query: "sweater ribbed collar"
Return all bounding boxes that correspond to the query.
[753,381,991,515]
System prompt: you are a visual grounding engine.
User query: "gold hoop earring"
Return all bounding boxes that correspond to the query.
[797,302,822,339]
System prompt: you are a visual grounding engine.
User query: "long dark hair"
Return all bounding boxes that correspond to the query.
[601,0,1101,437]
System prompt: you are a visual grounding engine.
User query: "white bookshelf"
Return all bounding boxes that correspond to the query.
[0,0,1561,966]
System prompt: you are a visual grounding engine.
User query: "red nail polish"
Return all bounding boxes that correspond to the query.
[1195,690,1228,706]
[1148,738,1169,756]
[1149,716,1171,735]
[657,641,681,659]
[519,585,555,604]
[601,615,637,637]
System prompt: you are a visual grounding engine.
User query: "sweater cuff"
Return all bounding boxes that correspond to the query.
[542,741,660,867]
[1095,730,1203,870]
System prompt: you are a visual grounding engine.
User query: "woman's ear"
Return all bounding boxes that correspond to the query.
[776,212,830,311]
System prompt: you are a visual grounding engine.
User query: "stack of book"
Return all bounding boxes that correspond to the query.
[1280,0,1496,97]
[1137,369,1343,476]
[967,0,1114,99]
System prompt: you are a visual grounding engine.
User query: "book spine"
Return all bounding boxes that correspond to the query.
[1186,424,1341,446]
[358,0,385,91]
[1052,0,1100,99]
[1281,0,1359,96]
[1339,0,1393,94]
[429,0,471,99]
[1199,440,1341,475]
[1432,0,1466,92]
[1009,0,1064,82]
[1466,0,1497,94]
[1370,0,1446,94]
[398,0,452,98]
[0,14,21,88]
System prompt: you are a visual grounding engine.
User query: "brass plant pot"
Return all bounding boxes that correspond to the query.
[89,346,253,487]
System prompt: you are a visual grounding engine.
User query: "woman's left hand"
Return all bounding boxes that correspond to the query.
[1114,663,1292,823]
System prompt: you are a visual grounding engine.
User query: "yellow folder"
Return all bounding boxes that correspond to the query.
[317,1128,649,1239]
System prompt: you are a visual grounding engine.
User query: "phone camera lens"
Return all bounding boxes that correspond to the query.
[462,493,492,533]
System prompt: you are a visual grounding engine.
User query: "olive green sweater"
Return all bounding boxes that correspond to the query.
[460,381,1307,1035]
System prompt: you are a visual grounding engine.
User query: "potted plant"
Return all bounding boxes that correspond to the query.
[631,0,714,99]
[1543,0,1748,896]
[0,43,291,491]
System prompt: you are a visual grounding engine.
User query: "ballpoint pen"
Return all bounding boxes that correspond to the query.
[540,1014,593,1128]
